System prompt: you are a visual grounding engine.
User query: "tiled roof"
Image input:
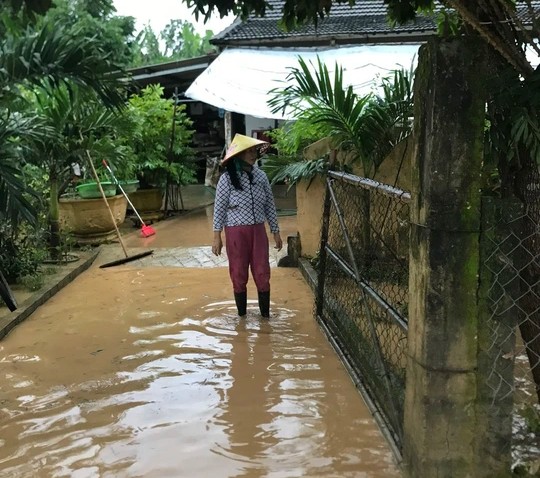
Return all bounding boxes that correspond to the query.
[212,0,540,47]
[212,0,437,46]
[254,0,389,19]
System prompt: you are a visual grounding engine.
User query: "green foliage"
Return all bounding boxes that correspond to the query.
[269,57,414,178]
[131,20,215,67]
[264,154,328,188]
[19,272,45,291]
[0,222,47,283]
[122,85,196,189]
[132,25,163,66]
[435,8,462,37]
[0,1,132,269]
[486,67,540,195]
[23,84,132,255]
[269,56,372,170]
[43,0,137,68]
[0,15,126,107]
[29,85,130,181]
[162,20,213,59]
[266,117,321,156]
[0,112,47,226]
[0,11,128,225]
[362,66,414,170]
[263,118,328,187]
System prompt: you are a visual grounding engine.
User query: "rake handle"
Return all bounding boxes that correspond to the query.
[102,160,147,227]
[85,152,129,258]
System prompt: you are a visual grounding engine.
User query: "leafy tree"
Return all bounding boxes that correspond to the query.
[268,58,413,179]
[162,19,213,59]
[0,14,126,227]
[28,85,130,258]
[132,25,165,66]
[42,0,137,68]
[121,85,197,190]
[131,20,215,67]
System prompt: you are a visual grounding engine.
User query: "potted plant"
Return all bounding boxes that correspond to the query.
[120,84,197,218]
[29,85,131,250]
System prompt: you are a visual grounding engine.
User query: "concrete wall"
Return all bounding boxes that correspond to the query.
[244,116,276,137]
[296,175,326,257]
[295,137,413,258]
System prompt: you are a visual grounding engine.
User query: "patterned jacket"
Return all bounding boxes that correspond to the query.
[213,166,280,233]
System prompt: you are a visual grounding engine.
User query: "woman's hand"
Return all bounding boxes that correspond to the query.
[273,232,283,251]
[212,232,223,256]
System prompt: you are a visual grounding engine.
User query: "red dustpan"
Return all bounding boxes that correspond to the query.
[102,160,156,238]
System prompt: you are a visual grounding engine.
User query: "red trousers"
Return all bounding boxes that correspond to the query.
[225,223,270,294]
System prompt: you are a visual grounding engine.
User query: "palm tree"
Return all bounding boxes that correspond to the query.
[0,112,54,226]
[267,57,414,180]
[0,15,126,226]
[29,85,128,258]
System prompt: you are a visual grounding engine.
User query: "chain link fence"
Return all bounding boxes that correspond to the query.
[479,197,540,471]
[315,171,410,450]
[313,172,540,469]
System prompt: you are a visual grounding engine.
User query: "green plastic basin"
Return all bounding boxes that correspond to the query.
[76,182,117,199]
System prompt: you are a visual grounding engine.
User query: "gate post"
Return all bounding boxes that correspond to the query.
[403,37,493,477]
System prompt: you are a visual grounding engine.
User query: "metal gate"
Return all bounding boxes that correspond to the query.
[315,170,410,451]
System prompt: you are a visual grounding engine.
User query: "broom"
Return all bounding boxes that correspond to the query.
[102,160,156,238]
[82,147,153,268]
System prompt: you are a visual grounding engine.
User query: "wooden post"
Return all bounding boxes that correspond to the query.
[224,111,233,147]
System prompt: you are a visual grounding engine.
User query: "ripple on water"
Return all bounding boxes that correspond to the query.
[0,269,398,478]
[0,354,41,363]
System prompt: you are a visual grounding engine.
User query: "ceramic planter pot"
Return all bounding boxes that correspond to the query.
[126,188,164,223]
[117,180,140,194]
[59,194,127,244]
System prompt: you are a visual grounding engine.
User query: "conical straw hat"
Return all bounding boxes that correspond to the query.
[221,134,269,165]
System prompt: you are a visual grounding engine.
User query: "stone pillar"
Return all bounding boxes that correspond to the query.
[403,37,491,477]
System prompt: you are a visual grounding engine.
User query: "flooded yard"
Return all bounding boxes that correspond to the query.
[0,208,399,477]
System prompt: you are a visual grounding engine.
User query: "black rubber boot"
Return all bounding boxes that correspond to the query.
[234,292,247,317]
[258,290,270,318]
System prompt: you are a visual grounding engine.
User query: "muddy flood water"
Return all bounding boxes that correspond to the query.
[0,210,399,478]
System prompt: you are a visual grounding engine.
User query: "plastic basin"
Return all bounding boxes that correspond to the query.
[76,182,117,199]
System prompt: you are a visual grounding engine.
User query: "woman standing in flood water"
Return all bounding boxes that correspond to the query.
[212,134,283,318]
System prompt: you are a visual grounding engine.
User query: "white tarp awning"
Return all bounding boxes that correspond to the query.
[185,45,420,120]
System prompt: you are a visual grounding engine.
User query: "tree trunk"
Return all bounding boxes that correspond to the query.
[49,176,61,261]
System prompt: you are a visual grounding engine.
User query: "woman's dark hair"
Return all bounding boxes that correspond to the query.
[225,158,243,190]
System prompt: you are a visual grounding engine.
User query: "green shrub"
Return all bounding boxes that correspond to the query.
[0,224,47,283]
[19,274,45,292]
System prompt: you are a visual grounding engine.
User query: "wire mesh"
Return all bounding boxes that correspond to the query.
[480,197,540,470]
[315,173,540,469]
[317,171,410,448]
